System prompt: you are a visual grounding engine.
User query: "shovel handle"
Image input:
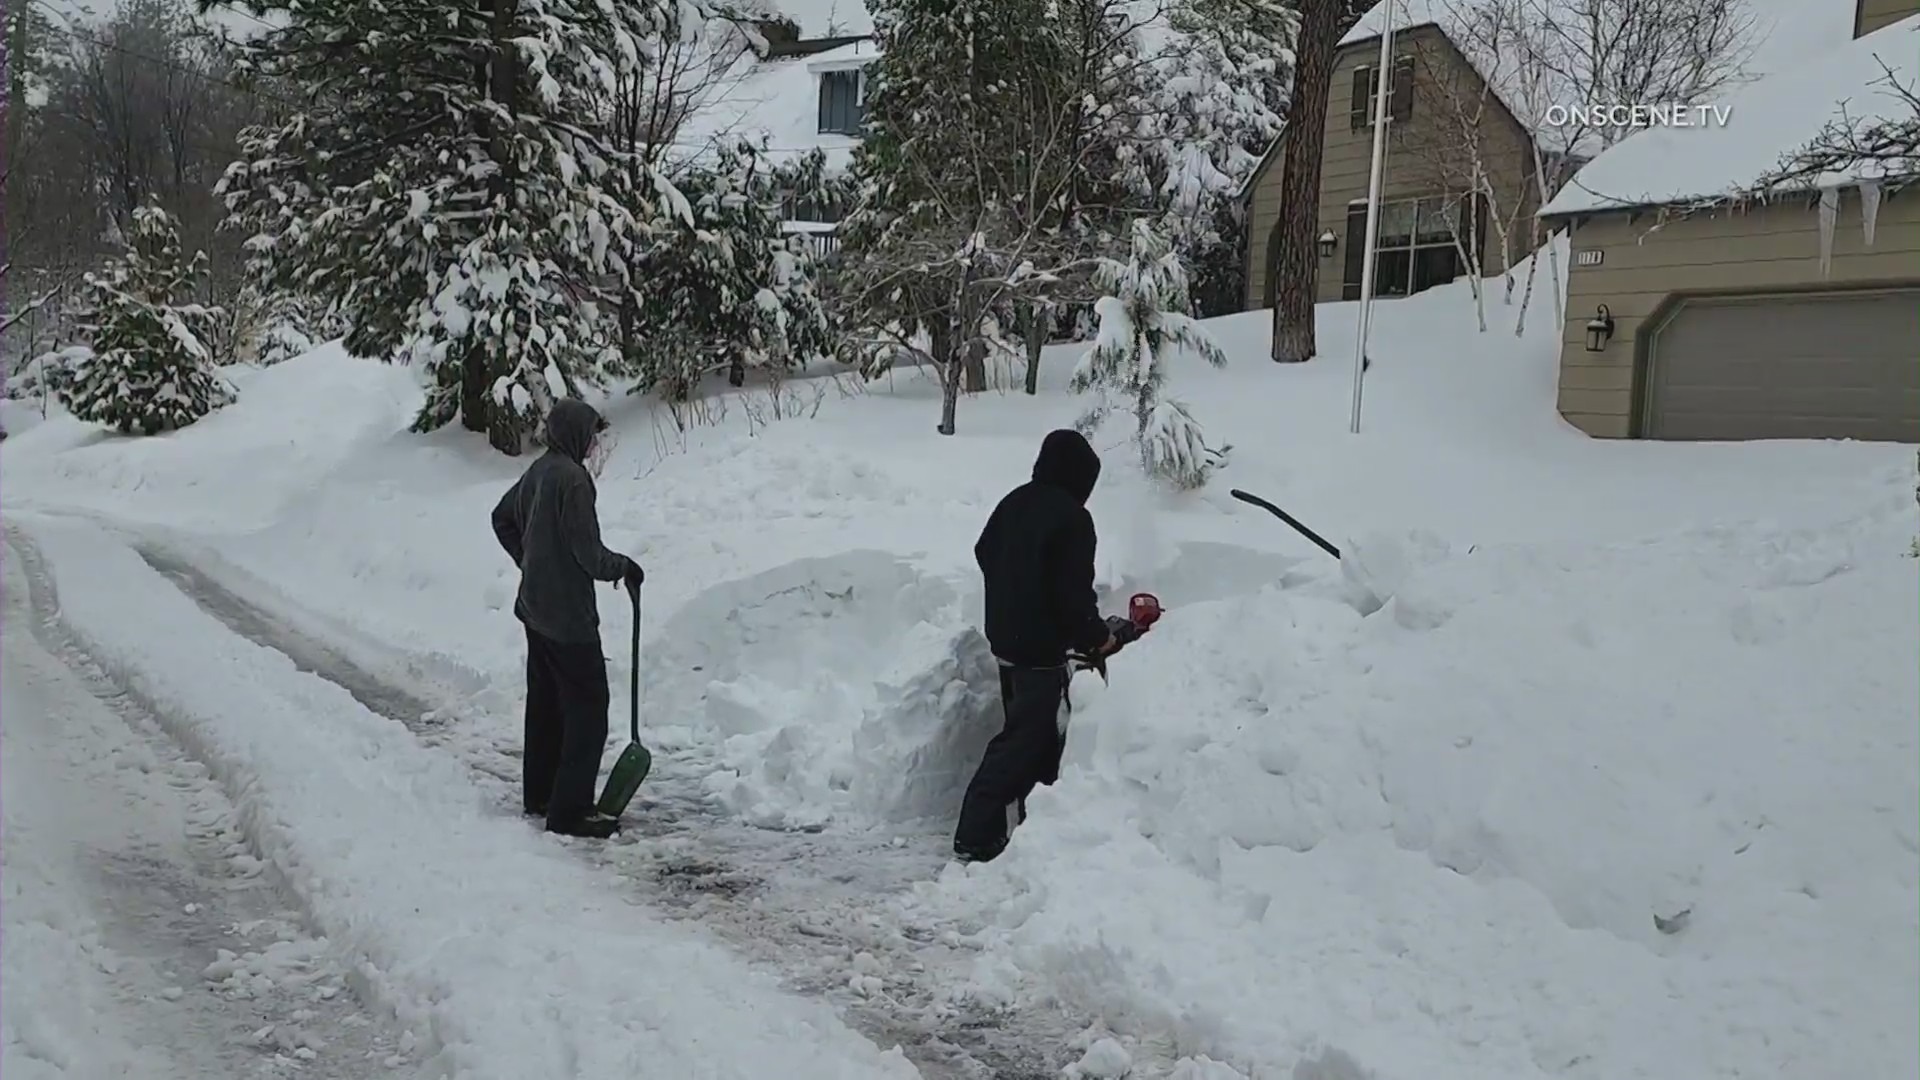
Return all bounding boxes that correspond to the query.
[629,586,641,744]
[1228,488,1341,560]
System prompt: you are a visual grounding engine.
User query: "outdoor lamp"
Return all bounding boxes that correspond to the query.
[1317,230,1338,259]
[1585,304,1615,352]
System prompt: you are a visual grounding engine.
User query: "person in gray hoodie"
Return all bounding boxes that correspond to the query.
[491,398,645,838]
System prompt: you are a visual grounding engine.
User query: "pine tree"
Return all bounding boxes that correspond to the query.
[1071,219,1227,489]
[841,0,1146,434]
[59,204,233,435]
[217,0,696,453]
[1150,0,1297,315]
[623,140,834,398]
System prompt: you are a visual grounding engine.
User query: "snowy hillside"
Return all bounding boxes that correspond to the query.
[5,255,1915,1079]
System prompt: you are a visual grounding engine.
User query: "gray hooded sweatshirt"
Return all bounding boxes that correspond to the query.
[491,399,632,644]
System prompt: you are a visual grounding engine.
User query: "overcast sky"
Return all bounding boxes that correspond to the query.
[36,0,275,39]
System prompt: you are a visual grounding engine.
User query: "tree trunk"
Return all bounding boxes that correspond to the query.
[963,339,987,392]
[469,0,523,452]
[933,319,960,435]
[460,338,490,435]
[1514,217,1542,337]
[1022,302,1047,395]
[1269,0,1347,363]
[961,292,987,392]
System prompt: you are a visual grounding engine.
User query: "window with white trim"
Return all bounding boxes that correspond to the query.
[817,68,866,135]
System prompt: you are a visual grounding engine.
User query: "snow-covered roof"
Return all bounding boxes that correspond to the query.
[1335,0,1859,157]
[769,0,872,38]
[681,0,1183,175]
[672,39,879,173]
[1540,15,1920,216]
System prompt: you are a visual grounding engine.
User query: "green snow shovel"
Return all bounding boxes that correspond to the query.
[596,585,651,817]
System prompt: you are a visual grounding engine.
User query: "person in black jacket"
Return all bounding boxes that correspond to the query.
[953,428,1116,863]
[491,398,645,839]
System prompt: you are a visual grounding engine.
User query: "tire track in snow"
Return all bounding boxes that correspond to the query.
[125,541,1162,1080]
[4,530,421,1079]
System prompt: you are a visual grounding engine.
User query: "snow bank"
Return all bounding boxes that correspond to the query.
[1,345,420,530]
[20,517,922,1080]
[640,550,1003,828]
[906,479,1920,1079]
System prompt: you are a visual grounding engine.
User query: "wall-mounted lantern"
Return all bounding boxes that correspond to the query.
[1585,304,1615,352]
[1317,230,1338,259]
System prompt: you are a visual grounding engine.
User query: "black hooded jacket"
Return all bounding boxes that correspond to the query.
[974,429,1111,667]
[491,399,633,644]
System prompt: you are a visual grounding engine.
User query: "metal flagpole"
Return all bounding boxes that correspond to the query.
[1350,0,1397,434]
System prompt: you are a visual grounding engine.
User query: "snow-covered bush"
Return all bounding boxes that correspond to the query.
[240,287,351,366]
[1071,219,1227,490]
[57,205,233,435]
[623,141,834,400]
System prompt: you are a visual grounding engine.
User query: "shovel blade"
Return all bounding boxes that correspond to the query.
[596,742,652,818]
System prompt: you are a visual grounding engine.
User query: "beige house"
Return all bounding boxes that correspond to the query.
[1239,17,1550,310]
[1540,5,1920,442]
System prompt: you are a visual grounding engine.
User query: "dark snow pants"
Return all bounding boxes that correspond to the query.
[523,626,610,827]
[953,662,1071,860]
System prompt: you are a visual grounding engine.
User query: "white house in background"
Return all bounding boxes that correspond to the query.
[675,17,882,259]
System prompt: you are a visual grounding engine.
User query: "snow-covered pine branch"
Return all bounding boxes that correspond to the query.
[57,204,234,435]
[622,139,834,399]
[1149,0,1297,314]
[1070,219,1227,489]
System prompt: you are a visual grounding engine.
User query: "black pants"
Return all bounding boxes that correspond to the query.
[523,626,610,827]
[953,663,1069,859]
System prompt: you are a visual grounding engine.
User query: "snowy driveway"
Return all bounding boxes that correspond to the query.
[2,536,416,1078]
[4,517,930,1080]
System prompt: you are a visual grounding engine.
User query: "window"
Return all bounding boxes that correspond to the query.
[817,68,865,135]
[1341,194,1485,300]
[1348,54,1415,129]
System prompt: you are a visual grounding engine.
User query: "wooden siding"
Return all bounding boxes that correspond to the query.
[1556,190,1920,436]
[1856,0,1920,36]
[1243,24,1540,310]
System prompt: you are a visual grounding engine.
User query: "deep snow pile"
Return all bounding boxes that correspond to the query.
[903,490,1920,1078]
[5,243,1916,1077]
[636,551,1005,828]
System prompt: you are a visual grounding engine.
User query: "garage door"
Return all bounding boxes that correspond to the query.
[1645,288,1920,441]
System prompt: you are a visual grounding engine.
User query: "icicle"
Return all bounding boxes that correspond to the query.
[1859,178,1882,246]
[1817,186,1838,276]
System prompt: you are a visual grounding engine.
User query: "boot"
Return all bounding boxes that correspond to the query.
[547,811,621,839]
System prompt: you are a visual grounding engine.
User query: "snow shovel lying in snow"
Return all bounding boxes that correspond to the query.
[1229,488,1340,559]
[596,585,651,818]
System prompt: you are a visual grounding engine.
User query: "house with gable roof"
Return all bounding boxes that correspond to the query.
[1237,1,1558,311]
[1540,3,1920,442]
[1235,0,1863,312]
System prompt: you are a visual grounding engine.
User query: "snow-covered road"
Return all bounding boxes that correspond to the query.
[1,543,417,1079]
